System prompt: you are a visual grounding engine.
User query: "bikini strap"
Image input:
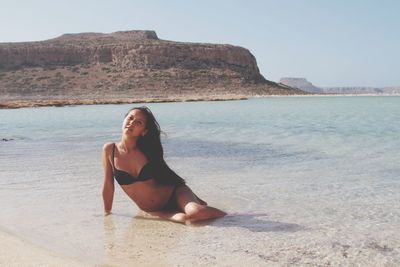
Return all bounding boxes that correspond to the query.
[111,143,116,170]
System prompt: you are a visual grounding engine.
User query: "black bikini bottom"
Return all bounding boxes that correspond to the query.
[162,184,185,211]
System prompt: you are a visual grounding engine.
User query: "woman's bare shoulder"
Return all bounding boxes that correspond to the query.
[102,142,115,154]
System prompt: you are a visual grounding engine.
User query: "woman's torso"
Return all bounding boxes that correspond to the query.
[110,143,174,212]
[120,180,174,211]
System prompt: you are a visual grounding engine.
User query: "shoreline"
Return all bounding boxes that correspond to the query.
[1,93,399,109]
[264,93,400,97]
[0,228,85,267]
[0,95,249,109]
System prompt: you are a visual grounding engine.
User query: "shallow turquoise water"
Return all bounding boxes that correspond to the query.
[1,96,399,266]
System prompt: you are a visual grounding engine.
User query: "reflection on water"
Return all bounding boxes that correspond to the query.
[102,212,305,266]
[211,213,304,233]
[103,214,186,266]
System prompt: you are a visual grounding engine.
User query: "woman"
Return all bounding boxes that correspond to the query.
[102,106,226,224]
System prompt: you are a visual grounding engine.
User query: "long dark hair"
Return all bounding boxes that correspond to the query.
[126,106,185,185]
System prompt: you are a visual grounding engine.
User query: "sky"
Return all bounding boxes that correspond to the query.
[1,0,399,87]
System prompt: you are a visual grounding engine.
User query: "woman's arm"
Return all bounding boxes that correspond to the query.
[102,143,115,215]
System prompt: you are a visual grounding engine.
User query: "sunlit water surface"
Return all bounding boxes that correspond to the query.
[0,96,399,266]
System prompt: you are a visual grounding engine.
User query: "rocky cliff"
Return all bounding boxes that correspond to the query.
[0,30,305,107]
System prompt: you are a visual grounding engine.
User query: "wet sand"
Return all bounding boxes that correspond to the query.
[0,229,85,267]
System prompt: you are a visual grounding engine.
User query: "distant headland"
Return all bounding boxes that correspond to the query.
[0,30,305,108]
[280,77,400,95]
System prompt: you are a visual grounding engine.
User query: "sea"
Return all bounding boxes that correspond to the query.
[1,96,399,266]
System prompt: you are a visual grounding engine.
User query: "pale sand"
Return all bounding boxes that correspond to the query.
[0,230,86,267]
[0,95,248,109]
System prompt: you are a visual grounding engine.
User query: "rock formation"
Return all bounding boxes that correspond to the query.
[0,30,305,107]
[280,77,400,95]
[279,78,321,93]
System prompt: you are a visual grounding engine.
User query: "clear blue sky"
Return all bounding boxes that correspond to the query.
[1,0,399,87]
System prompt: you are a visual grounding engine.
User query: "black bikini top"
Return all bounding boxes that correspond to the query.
[112,143,153,185]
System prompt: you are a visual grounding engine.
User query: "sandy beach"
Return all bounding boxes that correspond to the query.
[0,229,85,267]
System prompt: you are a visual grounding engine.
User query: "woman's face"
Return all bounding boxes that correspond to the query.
[122,109,148,137]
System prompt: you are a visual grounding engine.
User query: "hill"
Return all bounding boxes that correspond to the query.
[0,30,305,108]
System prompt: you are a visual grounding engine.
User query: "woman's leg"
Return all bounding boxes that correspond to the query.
[194,193,207,205]
[175,185,226,223]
